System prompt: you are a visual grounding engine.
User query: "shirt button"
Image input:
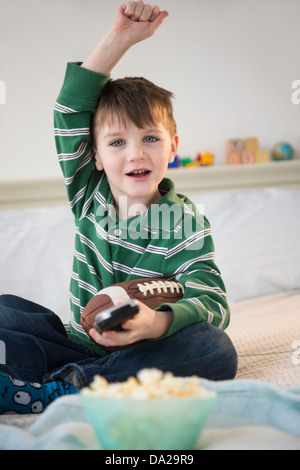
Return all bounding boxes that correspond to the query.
[114,228,122,236]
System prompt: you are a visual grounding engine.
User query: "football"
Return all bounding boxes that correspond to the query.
[80,278,184,352]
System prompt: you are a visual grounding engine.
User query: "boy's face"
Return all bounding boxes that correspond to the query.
[94,118,179,218]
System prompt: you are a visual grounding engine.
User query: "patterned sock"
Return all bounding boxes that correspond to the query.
[0,372,78,415]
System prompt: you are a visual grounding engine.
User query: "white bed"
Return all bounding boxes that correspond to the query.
[0,160,299,449]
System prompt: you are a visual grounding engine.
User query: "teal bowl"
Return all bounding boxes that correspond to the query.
[80,392,216,450]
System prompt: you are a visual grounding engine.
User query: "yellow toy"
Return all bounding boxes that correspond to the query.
[196,151,214,166]
[185,162,200,168]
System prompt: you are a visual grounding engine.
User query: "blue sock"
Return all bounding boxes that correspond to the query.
[0,372,78,415]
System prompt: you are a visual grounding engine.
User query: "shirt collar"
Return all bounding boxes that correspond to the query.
[132,178,187,232]
[98,175,189,232]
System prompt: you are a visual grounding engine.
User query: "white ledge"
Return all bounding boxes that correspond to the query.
[0,160,299,210]
[166,159,300,195]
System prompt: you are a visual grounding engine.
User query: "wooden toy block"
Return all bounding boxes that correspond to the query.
[255,149,270,163]
[242,151,256,164]
[244,137,259,152]
[226,152,242,165]
[226,139,243,153]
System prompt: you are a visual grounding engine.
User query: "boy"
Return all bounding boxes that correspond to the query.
[0,2,237,414]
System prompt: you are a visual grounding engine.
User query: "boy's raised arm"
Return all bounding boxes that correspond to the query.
[54,2,168,219]
[81,1,169,74]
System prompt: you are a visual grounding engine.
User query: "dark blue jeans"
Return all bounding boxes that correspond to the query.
[0,294,237,389]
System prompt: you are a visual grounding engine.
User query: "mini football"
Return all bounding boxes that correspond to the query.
[81,277,184,352]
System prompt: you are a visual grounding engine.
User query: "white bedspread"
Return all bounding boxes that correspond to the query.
[0,290,299,450]
[227,289,300,389]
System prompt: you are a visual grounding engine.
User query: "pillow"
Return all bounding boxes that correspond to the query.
[0,206,74,323]
[190,188,300,304]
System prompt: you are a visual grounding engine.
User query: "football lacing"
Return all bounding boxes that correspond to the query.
[136,280,184,296]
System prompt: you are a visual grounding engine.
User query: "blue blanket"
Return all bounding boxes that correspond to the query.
[0,379,299,450]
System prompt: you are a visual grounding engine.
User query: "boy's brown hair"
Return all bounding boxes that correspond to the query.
[92,76,177,143]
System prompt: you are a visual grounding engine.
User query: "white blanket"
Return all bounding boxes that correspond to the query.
[227,289,300,389]
[0,379,299,450]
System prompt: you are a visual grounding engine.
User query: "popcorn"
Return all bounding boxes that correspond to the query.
[81,368,213,400]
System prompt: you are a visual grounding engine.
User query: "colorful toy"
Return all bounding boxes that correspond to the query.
[168,155,180,168]
[272,142,294,161]
[196,151,214,166]
[185,162,200,168]
[180,157,194,167]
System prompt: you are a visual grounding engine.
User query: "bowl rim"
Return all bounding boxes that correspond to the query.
[79,390,217,402]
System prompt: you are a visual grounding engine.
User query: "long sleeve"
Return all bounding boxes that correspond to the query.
[158,205,230,336]
[54,62,109,220]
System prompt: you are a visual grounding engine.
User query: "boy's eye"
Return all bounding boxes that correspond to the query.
[144,136,158,143]
[111,140,124,147]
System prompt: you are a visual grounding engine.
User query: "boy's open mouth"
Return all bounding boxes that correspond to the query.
[126,169,151,178]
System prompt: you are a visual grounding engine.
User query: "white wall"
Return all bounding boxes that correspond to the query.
[0,0,299,182]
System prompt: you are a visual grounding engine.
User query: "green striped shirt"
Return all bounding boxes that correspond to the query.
[54,62,230,355]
